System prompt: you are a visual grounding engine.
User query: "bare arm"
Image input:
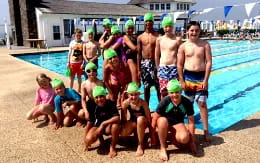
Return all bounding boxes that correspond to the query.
[103,65,113,95]
[102,35,114,49]
[177,44,186,88]
[203,42,212,90]
[81,82,89,119]
[155,37,161,69]
[121,100,128,123]
[137,35,142,75]
[82,43,88,63]
[101,116,120,127]
[99,31,107,48]
[54,112,64,130]
[142,99,151,123]
[123,35,137,51]
[96,42,101,58]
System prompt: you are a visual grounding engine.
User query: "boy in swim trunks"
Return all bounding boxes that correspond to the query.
[67,28,84,92]
[154,80,197,161]
[120,82,152,156]
[155,16,182,98]
[51,78,83,130]
[79,63,104,143]
[137,13,160,106]
[177,21,212,142]
[84,86,120,158]
[83,28,101,79]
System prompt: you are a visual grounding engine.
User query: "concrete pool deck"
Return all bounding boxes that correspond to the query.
[0,46,260,162]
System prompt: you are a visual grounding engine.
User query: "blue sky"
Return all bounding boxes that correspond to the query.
[0,0,259,24]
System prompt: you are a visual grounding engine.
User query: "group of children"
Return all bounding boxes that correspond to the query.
[26,13,212,161]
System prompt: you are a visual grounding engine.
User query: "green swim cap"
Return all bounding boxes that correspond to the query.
[51,78,64,88]
[87,28,94,35]
[127,82,139,94]
[162,16,174,28]
[125,19,134,29]
[144,13,154,22]
[93,86,106,98]
[85,62,97,72]
[104,48,117,59]
[167,80,182,93]
[103,18,112,27]
[111,25,120,35]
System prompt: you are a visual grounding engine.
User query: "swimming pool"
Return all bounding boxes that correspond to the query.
[16,40,260,134]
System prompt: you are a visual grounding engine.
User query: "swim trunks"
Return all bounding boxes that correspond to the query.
[70,62,83,76]
[184,70,208,103]
[141,60,159,89]
[158,64,178,93]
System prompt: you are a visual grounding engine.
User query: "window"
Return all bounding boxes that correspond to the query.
[161,4,165,10]
[184,4,186,10]
[187,4,190,10]
[180,4,183,10]
[150,4,154,10]
[155,4,159,10]
[177,3,179,10]
[53,25,60,40]
[166,3,171,10]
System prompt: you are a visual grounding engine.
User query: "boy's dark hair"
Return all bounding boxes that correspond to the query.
[187,21,201,30]
[74,28,82,34]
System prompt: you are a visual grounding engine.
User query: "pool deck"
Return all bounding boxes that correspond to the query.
[0,46,260,162]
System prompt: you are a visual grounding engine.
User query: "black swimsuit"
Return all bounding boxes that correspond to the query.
[124,35,137,63]
[128,104,146,122]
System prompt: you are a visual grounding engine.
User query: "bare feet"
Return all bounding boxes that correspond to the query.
[43,115,50,124]
[159,149,168,161]
[108,146,117,158]
[136,145,144,156]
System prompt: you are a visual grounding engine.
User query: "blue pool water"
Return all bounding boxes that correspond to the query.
[16,40,260,134]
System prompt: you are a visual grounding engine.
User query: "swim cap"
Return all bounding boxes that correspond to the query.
[125,19,134,29]
[162,16,174,28]
[65,68,71,77]
[144,13,154,22]
[87,28,94,35]
[167,80,182,93]
[93,86,106,98]
[111,25,120,35]
[85,62,97,72]
[127,82,139,94]
[103,18,112,27]
[51,78,64,88]
[104,48,117,59]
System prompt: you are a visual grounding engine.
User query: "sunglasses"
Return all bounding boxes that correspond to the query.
[95,95,105,99]
[108,56,117,60]
[86,69,97,73]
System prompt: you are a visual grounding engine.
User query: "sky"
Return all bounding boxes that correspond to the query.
[0,0,259,24]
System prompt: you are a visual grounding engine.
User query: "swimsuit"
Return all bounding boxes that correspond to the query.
[156,96,194,126]
[158,64,178,93]
[141,59,159,89]
[128,104,146,122]
[184,70,208,102]
[124,35,137,63]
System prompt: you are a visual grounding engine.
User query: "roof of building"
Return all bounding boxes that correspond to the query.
[128,0,195,5]
[36,0,149,16]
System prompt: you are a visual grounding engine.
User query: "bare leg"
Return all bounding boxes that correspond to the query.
[109,123,120,158]
[70,74,75,89]
[136,116,147,156]
[198,101,211,142]
[157,117,168,161]
[127,59,138,84]
[77,75,82,93]
[144,86,150,106]
[84,127,99,152]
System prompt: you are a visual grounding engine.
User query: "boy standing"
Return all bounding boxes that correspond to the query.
[67,28,84,92]
[155,16,182,98]
[137,13,160,106]
[83,28,101,78]
[177,21,212,142]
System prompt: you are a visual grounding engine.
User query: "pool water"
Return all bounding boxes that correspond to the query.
[16,40,260,134]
